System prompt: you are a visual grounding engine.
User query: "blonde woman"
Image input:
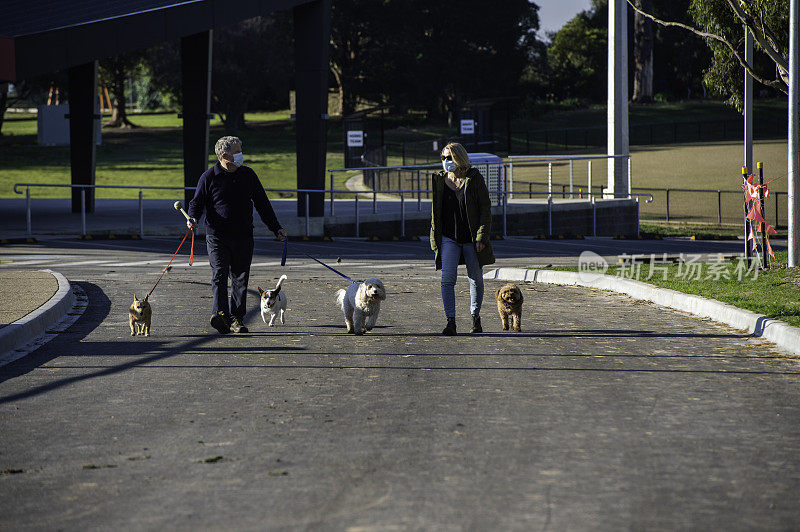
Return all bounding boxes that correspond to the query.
[430,142,495,335]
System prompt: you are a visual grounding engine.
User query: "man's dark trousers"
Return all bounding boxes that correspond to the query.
[206,234,254,320]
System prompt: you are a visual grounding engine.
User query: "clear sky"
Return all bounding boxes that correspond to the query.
[537,0,593,39]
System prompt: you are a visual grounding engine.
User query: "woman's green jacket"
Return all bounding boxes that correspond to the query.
[429,167,496,270]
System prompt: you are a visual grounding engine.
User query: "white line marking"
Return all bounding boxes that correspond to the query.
[54,260,117,267]
[0,259,62,267]
[113,259,170,267]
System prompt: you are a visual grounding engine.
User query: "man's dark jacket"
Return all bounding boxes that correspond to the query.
[188,162,282,238]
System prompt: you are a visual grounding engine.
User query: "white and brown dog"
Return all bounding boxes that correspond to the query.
[258,275,288,326]
[336,278,386,335]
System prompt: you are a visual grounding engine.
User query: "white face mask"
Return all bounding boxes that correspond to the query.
[442,159,457,172]
[232,152,244,167]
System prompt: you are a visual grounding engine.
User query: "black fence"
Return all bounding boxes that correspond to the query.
[513,179,786,229]
[385,116,788,160]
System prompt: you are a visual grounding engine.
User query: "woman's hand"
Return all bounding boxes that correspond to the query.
[276,229,287,242]
[476,242,485,252]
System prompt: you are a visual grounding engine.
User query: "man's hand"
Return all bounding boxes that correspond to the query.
[476,242,485,252]
[276,229,287,242]
[187,217,197,230]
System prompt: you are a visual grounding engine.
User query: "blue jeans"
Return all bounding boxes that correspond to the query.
[440,236,484,318]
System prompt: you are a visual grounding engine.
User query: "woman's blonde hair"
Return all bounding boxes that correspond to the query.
[442,142,470,178]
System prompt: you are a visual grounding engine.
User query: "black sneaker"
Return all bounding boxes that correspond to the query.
[231,318,249,334]
[210,311,231,334]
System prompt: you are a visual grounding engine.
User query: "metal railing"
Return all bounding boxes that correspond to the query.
[14,180,652,240]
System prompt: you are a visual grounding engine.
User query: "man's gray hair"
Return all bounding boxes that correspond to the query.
[215,136,242,160]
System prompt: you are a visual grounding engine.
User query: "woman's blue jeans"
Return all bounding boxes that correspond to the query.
[440,236,484,318]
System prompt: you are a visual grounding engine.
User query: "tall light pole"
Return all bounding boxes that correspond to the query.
[608,0,630,198]
[790,0,799,266]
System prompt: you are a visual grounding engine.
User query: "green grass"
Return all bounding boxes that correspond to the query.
[0,110,359,199]
[0,101,791,210]
[544,251,800,328]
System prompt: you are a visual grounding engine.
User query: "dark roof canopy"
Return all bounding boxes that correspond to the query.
[1,0,311,82]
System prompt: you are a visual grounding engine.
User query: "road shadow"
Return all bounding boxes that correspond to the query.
[0,282,112,383]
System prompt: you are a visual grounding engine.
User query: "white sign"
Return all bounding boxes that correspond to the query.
[347,130,364,147]
[460,119,475,135]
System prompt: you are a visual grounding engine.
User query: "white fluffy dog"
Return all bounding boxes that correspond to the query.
[336,278,386,335]
[258,275,288,326]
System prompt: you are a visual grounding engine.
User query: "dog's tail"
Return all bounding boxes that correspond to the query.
[336,288,347,309]
[275,274,287,291]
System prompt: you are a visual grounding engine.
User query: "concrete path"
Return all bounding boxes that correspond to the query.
[0,239,799,529]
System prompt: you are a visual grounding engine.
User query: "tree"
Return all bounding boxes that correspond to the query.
[147,13,293,133]
[99,51,146,128]
[210,14,293,132]
[632,0,654,103]
[628,0,789,110]
[545,0,608,102]
[329,0,541,119]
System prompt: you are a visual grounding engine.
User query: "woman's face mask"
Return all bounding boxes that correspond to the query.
[441,154,457,172]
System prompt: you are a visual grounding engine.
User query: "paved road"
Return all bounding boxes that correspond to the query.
[1,237,799,530]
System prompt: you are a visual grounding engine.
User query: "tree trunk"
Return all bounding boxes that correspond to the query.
[632,0,654,103]
[105,76,137,128]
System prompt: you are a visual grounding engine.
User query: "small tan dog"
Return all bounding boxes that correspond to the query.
[129,294,152,336]
[495,283,523,332]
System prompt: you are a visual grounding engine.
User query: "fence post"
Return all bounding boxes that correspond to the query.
[139,190,144,239]
[417,170,422,211]
[400,193,405,238]
[81,188,86,237]
[305,193,310,237]
[508,160,514,199]
[587,160,592,202]
[503,191,507,238]
[717,190,722,225]
[26,187,31,237]
[547,196,553,237]
[569,159,574,198]
[547,163,552,199]
[666,189,670,222]
[355,193,359,238]
[591,197,597,236]
[529,182,533,198]
[627,157,632,198]
[372,171,377,214]
[330,172,335,216]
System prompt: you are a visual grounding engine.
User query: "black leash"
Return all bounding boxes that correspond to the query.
[281,240,356,284]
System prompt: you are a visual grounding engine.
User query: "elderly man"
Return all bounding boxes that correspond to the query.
[188,136,287,334]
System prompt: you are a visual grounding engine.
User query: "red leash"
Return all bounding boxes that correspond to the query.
[147,228,194,298]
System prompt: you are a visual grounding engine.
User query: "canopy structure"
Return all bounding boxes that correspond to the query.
[1,0,331,215]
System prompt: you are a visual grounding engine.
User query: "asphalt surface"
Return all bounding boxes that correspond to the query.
[1,237,799,530]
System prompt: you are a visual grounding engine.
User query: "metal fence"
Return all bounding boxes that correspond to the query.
[510,180,785,228]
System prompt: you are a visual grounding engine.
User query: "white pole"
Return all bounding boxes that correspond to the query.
[790,0,800,266]
[569,159,574,199]
[607,0,630,198]
[587,160,593,201]
[744,26,754,175]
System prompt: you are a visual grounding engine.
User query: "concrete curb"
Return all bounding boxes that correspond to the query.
[0,269,74,357]
[485,267,800,357]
